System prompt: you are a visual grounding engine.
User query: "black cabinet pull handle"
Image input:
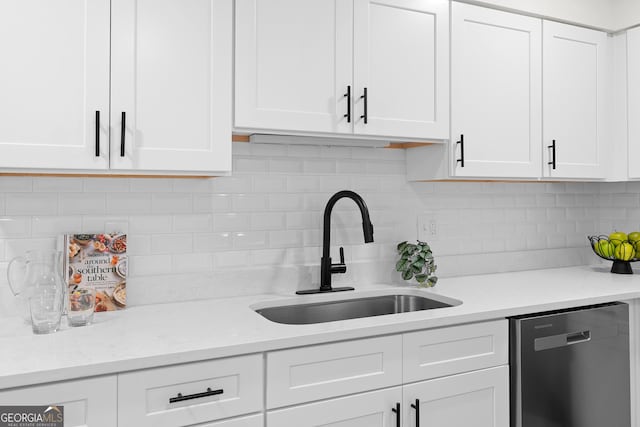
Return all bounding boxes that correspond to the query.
[548,139,556,170]
[360,87,368,124]
[169,387,223,404]
[344,85,351,123]
[411,398,420,426]
[95,111,100,157]
[120,112,126,157]
[456,134,464,167]
[392,402,400,427]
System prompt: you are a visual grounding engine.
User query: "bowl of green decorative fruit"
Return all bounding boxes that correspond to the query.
[588,231,640,274]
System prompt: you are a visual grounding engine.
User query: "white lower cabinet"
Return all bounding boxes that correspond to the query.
[267,387,403,427]
[265,320,509,427]
[403,366,509,427]
[117,354,263,427]
[0,375,117,427]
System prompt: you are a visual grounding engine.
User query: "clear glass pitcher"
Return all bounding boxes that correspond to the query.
[7,250,65,332]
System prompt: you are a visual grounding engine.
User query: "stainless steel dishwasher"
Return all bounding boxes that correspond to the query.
[510,302,630,427]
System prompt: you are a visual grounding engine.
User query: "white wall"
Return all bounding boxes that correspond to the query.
[0,141,608,317]
[467,0,640,31]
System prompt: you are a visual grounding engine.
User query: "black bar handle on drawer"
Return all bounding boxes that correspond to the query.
[344,85,351,123]
[95,111,100,157]
[548,140,556,170]
[456,134,464,167]
[392,402,400,427]
[169,387,223,404]
[360,87,368,124]
[120,112,126,157]
[411,399,420,426]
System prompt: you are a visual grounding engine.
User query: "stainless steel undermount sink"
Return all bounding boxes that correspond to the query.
[253,291,461,325]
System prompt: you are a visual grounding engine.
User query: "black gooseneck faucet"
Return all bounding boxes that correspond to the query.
[296,190,374,294]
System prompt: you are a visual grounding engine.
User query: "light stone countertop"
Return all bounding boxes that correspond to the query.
[1,265,639,390]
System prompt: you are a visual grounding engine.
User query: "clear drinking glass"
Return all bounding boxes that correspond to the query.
[29,288,63,334]
[67,288,96,327]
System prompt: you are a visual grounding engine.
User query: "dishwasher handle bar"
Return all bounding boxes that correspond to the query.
[535,330,591,351]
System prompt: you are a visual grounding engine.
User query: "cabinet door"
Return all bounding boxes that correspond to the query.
[267,387,402,427]
[451,3,542,178]
[628,27,640,178]
[543,21,608,179]
[403,366,509,427]
[0,376,117,427]
[235,0,353,134]
[111,0,232,173]
[353,0,449,140]
[0,0,110,170]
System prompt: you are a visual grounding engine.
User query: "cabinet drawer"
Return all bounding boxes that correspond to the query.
[200,413,263,427]
[267,386,402,427]
[403,319,508,382]
[0,375,117,427]
[118,354,263,427]
[266,335,402,408]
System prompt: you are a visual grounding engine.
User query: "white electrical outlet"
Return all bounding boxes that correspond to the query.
[417,212,438,242]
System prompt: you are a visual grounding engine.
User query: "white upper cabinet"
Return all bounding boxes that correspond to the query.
[353,0,449,139]
[235,0,449,141]
[110,0,232,173]
[451,3,542,178]
[543,21,608,179]
[627,27,640,179]
[235,0,353,135]
[0,0,110,170]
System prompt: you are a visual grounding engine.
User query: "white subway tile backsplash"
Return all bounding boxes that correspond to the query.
[213,213,251,231]
[193,193,232,213]
[193,232,232,252]
[0,143,634,309]
[0,217,31,238]
[336,160,366,174]
[286,176,320,192]
[129,215,172,234]
[59,193,106,215]
[130,178,173,193]
[211,176,252,193]
[6,193,58,215]
[269,230,303,248]
[234,157,268,173]
[253,176,287,193]
[269,193,304,211]
[251,212,286,230]
[303,159,336,174]
[231,194,268,212]
[214,250,251,268]
[4,238,57,260]
[152,193,192,214]
[33,177,83,193]
[269,158,304,174]
[232,231,267,249]
[151,233,192,254]
[107,193,152,214]
[84,178,129,193]
[172,253,214,273]
[32,216,82,236]
[129,255,172,276]
[173,214,212,233]
[0,178,32,192]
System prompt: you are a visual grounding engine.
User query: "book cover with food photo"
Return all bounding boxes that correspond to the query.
[64,233,127,312]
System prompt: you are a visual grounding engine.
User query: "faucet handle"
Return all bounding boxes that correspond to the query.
[330,247,347,274]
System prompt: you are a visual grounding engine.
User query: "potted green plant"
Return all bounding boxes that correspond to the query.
[395,240,438,287]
